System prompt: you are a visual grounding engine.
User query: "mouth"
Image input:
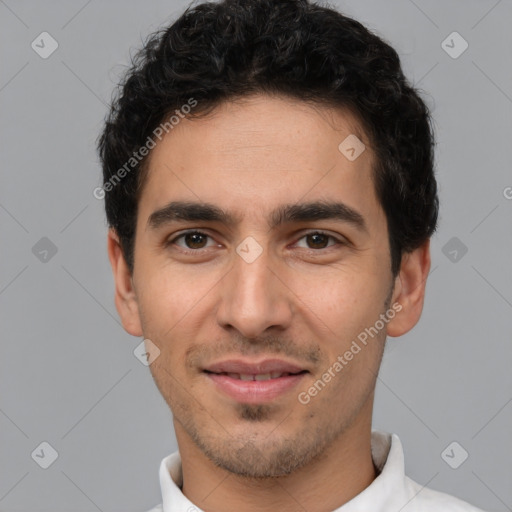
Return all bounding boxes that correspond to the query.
[204,371,306,381]
[203,359,309,403]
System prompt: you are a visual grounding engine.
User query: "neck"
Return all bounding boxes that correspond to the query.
[176,401,377,512]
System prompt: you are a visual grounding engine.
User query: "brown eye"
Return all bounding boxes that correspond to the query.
[295,231,341,250]
[306,233,330,249]
[167,231,216,251]
[183,232,208,249]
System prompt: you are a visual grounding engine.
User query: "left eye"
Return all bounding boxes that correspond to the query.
[168,230,342,252]
[295,231,340,250]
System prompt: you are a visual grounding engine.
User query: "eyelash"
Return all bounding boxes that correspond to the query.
[165,230,346,254]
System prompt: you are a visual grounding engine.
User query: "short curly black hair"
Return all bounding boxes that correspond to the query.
[98,0,438,278]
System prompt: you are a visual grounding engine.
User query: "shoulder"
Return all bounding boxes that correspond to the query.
[403,476,487,512]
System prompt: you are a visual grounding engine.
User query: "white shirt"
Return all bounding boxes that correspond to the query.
[145,431,485,511]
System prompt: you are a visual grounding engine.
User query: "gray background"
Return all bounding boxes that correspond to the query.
[1,0,511,511]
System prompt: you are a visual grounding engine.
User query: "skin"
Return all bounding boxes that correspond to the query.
[108,93,431,512]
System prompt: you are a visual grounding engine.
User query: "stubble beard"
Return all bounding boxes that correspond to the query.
[165,281,394,479]
[174,395,366,480]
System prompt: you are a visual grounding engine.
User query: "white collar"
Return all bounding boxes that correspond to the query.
[150,430,482,512]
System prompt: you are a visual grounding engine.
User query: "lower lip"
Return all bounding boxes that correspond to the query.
[205,372,306,403]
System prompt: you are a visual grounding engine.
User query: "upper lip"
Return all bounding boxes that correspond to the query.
[203,358,307,375]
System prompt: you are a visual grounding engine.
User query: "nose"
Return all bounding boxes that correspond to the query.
[216,244,293,340]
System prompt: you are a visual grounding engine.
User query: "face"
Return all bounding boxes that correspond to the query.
[109,94,428,478]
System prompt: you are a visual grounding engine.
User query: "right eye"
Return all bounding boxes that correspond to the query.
[165,230,220,253]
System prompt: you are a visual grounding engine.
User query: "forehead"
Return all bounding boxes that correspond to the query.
[145,94,369,174]
[137,94,385,233]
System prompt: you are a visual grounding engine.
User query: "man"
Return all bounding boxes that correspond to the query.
[98,0,485,510]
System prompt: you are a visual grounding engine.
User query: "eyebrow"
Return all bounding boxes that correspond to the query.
[146,200,368,234]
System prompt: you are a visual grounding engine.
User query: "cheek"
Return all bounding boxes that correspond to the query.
[137,263,211,324]
[290,264,384,331]
[289,270,389,394]
[136,270,218,366]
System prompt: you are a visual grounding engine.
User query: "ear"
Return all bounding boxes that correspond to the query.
[107,228,143,337]
[386,239,431,337]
